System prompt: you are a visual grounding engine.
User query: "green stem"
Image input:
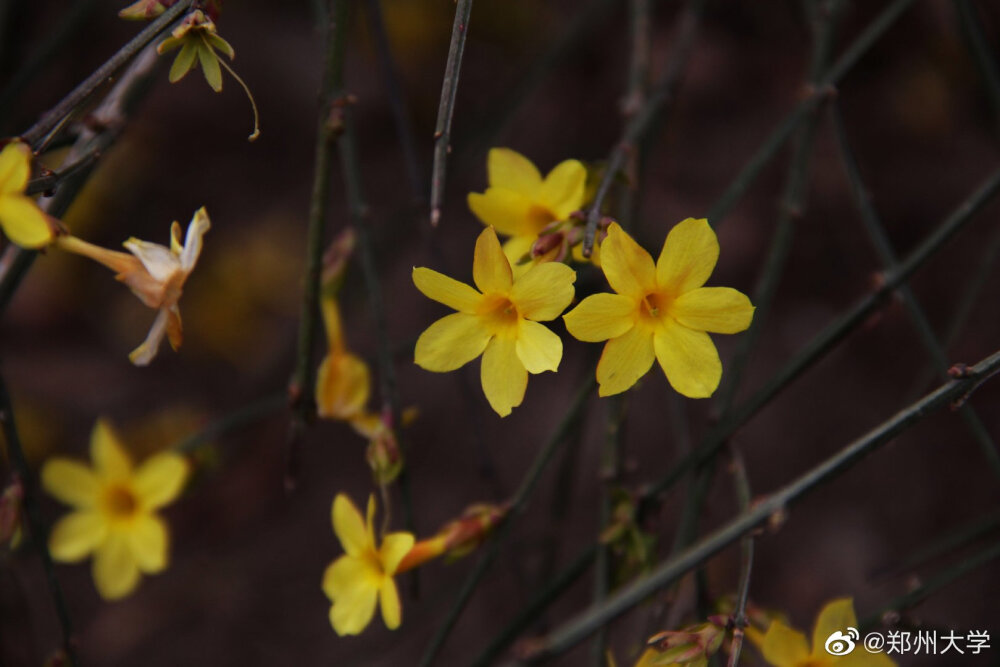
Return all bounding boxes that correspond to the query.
[429,0,474,226]
[0,370,77,665]
[418,377,596,667]
[515,347,1000,662]
[175,393,286,454]
[953,0,1000,137]
[725,446,753,667]
[876,509,1000,579]
[831,104,1000,479]
[19,0,191,149]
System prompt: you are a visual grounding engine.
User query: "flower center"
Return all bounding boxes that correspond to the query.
[639,291,674,325]
[526,205,558,234]
[103,484,139,520]
[363,548,387,579]
[477,293,520,333]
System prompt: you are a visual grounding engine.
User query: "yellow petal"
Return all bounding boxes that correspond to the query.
[168,40,198,82]
[90,420,133,480]
[0,142,30,195]
[198,40,223,91]
[653,321,721,398]
[480,335,527,417]
[563,293,636,342]
[379,577,403,630]
[502,235,537,270]
[332,494,368,557]
[596,325,655,397]
[48,511,107,562]
[41,459,100,508]
[316,352,371,420]
[672,287,754,334]
[468,189,535,237]
[515,320,562,374]
[414,313,491,372]
[539,159,586,219]
[510,261,576,321]
[601,223,655,300]
[0,195,54,248]
[487,147,542,194]
[473,226,513,294]
[93,531,141,599]
[761,621,810,667]
[811,598,857,658]
[165,305,183,351]
[655,217,719,294]
[128,514,169,573]
[321,296,346,352]
[412,267,482,313]
[133,452,189,510]
[330,584,378,636]
[365,495,377,543]
[322,555,370,602]
[380,532,416,575]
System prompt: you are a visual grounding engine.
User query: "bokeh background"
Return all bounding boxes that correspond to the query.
[1,0,999,664]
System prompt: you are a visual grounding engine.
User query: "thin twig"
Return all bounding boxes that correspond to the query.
[874,509,1000,580]
[0,370,77,665]
[428,0,474,226]
[643,164,1000,503]
[726,445,753,667]
[953,0,1000,138]
[513,346,1000,662]
[19,0,191,149]
[362,0,425,207]
[581,0,705,256]
[174,393,286,454]
[831,104,1000,479]
[861,539,1000,630]
[707,0,920,229]
[286,0,348,490]
[418,377,596,667]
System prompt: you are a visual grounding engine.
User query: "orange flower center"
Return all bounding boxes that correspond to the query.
[639,291,674,325]
[526,205,558,234]
[103,484,139,520]
[478,293,520,332]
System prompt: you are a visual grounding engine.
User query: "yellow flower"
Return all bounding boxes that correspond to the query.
[413,226,576,416]
[468,148,586,270]
[316,296,371,420]
[563,219,754,398]
[57,207,210,366]
[41,420,189,600]
[760,599,895,667]
[0,141,56,249]
[321,494,415,635]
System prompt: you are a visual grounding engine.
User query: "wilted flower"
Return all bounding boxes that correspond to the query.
[41,420,189,599]
[56,207,210,366]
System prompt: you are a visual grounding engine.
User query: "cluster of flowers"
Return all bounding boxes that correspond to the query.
[414,148,756,416]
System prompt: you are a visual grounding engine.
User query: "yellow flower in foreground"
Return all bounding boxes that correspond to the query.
[41,420,189,600]
[468,148,586,268]
[322,494,415,635]
[761,599,895,667]
[0,141,56,248]
[564,219,754,398]
[57,207,210,366]
[316,296,371,420]
[413,226,576,416]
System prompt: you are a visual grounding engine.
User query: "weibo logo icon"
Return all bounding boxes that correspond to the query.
[825,627,860,655]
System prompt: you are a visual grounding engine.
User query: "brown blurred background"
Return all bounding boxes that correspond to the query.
[1,0,999,665]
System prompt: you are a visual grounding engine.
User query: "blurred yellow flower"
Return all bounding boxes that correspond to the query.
[57,207,210,366]
[316,296,371,420]
[563,219,753,398]
[322,494,414,635]
[468,148,586,270]
[761,598,895,667]
[413,226,576,416]
[0,141,56,248]
[41,420,189,600]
